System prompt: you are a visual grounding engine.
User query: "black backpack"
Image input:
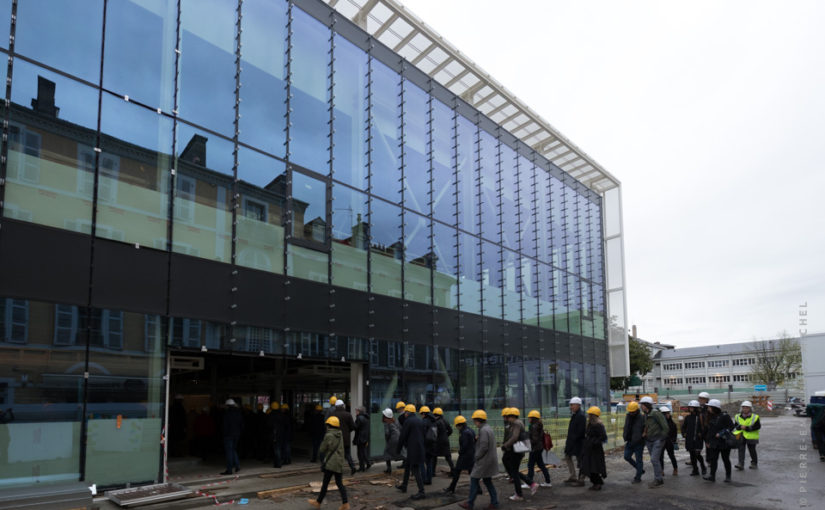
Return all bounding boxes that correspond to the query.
[425,422,438,444]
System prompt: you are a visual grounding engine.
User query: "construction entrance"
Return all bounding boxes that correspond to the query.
[166,352,363,479]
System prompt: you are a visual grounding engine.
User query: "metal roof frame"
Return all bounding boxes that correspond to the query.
[325,0,620,194]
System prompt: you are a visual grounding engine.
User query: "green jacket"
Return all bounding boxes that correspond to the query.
[645,410,668,441]
[320,428,345,473]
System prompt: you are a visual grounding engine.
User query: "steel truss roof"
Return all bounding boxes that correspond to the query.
[325,0,620,193]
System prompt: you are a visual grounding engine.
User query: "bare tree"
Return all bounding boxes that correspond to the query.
[750,332,802,400]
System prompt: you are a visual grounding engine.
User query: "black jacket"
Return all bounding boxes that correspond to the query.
[355,413,370,446]
[529,420,545,452]
[333,407,356,447]
[665,417,678,444]
[435,416,453,456]
[682,413,704,451]
[706,411,735,450]
[564,409,587,456]
[398,413,427,464]
[223,406,244,439]
[623,411,644,446]
[580,421,607,477]
[309,412,326,439]
[454,426,476,472]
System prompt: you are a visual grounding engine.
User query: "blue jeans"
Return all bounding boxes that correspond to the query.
[646,439,664,482]
[624,442,644,480]
[468,477,498,508]
[223,436,239,472]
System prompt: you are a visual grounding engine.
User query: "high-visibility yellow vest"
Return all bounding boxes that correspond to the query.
[735,413,759,440]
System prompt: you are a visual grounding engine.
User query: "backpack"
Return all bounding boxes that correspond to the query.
[425,422,438,444]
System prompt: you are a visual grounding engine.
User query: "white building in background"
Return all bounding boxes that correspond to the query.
[800,332,825,402]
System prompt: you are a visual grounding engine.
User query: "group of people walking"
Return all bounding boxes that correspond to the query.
[622,392,761,489]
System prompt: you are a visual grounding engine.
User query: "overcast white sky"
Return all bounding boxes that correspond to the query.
[401,0,825,347]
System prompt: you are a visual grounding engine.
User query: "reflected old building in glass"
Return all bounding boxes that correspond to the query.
[0,0,628,493]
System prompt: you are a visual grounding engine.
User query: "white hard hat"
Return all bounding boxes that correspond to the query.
[569,397,582,405]
[659,406,671,413]
[698,392,711,399]
[225,399,236,406]
[382,408,393,419]
[741,401,753,408]
[689,400,700,407]
[640,396,654,405]
[707,399,722,409]
[335,400,345,407]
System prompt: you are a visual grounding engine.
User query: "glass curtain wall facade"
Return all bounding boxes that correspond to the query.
[0,0,609,489]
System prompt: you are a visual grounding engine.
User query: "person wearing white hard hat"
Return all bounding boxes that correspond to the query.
[734,401,761,470]
[658,406,678,476]
[682,401,707,476]
[332,400,357,475]
[382,408,403,474]
[221,398,243,475]
[697,392,712,443]
[640,396,667,488]
[563,397,587,486]
[703,399,735,483]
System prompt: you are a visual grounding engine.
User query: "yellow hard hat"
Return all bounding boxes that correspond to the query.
[501,407,511,417]
[330,396,337,405]
[587,406,601,417]
[432,407,443,416]
[627,402,639,413]
[508,408,520,417]
[419,406,431,414]
[395,401,406,410]
[281,403,289,410]
[315,405,323,411]
[454,415,467,425]
[471,409,487,421]
[326,416,340,427]
[528,410,540,419]
[405,404,416,413]
[271,402,280,410]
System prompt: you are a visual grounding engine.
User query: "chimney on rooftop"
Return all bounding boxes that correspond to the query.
[31,76,59,117]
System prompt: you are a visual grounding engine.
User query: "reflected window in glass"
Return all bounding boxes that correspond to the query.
[332,184,368,291]
[291,171,328,244]
[370,198,402,298]
[404,211,431,304]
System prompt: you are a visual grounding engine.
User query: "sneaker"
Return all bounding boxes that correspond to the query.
[411,492,426,500]
[690,470,699,476]
[220,470,232,475]
[648,479,664,489]
[395,485,407,493]
[734,464,744,471]
[631,478,642,484]
[540,482,552,488]
[749,464,758,470]
[442,487,455,494]
[529,483,538,496]
[520,483,530,489]
[508,494,524,502]
[703,475,715,482]
[724,477,732,483]
[672,468,678,476]
[338,504,350,510]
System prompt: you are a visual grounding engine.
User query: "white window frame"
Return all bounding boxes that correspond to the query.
[144,315,161,352]
[7,123,42,184]
[2,299,29,344]
[242,197,268,222]
[78,145,120,203]
[54,305,79,346]
[174,174,196,223]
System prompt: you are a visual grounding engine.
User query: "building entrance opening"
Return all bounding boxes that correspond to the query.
[166,352,355,480]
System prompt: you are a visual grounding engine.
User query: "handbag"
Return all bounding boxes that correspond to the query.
[719,429,739,449]
[542,431,553,450]
[513,439,531,453]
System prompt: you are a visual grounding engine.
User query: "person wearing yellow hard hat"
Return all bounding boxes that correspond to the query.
[525,410,552,488]
[267,402,285,468]
[623,400,646,483]
[501,407,535,501]
[381,408,404,474]
[308,415,349,510]
[309,404,326,463]
[682,400,707,477]
[331,399,357,475]
[563,397,587,487]
[280,402,294,465]
[424,407,454,484]
[396,402,426,499]
[458,410,499,510]
[443,415,480,495]
[580,406,607,491]
[395,401,408,427]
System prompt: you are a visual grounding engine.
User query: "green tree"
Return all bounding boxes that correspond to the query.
[750,332,802,399]
[610,336,654,391]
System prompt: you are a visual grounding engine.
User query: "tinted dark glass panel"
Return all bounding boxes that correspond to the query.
[103,0,176,111]
[240,0,288,157]
[16,0,103,83]
[179,0,235,137]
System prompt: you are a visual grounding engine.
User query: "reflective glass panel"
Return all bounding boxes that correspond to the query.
[179,0,235,137]
[103,0,176,111]
[480,240,502,319]
[593,284,605,340]
[535,167,551,263]
[96,94,173,247]
[569,276,582,335]
[3,62,98,230]
[456,116,477,234]
[431,99,455,225]
[402,81,429,215]
[370,60,401,202]
[457,231,481,315]
[502,248,520,322]
[478,130,498,243]
[287,244,328,283]
[331,184,368,291]
[16,0,102,83]
[239,0,287,156]
[290,8,330,174]
[0,0,9,50]
[521,256,539,326]
[370,198,402,298]
[432,221,458,309]
[499,144,518,250]
[291,171,328,244]
[84,309,164,486]
[403,210,431,304]
[459,349,483,412]
[483,353,506,414]
[555,270,569,332]
[518,157,537,258]
[172,123,235,261]
[537,263,554,331]
[550,175,565,271]
[332,34,368,190]
[235,147,285,273]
